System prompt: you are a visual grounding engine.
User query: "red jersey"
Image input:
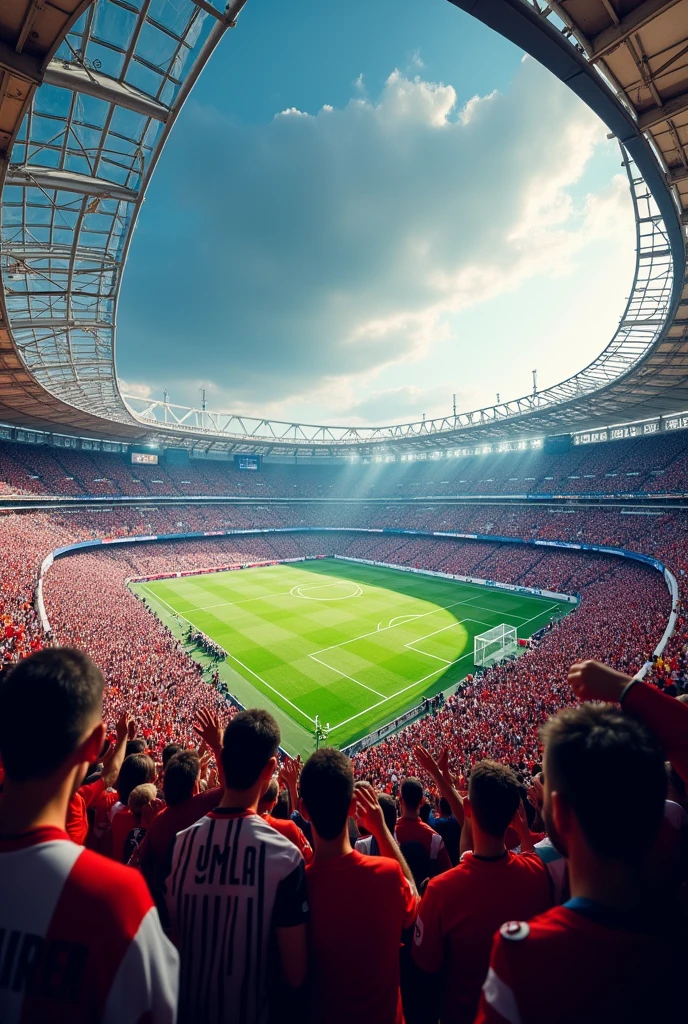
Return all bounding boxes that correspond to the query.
[475,900,683,1024]
[624,680,688,781]
[413,851,552,1024]
[0,826,178,1023]
[395,817,452,876]
[65,778,106,846]
[305,850,417,1024]
[263,813,313,863]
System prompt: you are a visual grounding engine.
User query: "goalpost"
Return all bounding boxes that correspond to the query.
[474,623,519,668]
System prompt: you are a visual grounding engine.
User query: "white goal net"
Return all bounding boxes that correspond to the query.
[474,623,519,668]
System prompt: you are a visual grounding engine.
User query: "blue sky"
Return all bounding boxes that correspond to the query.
[117,0,634,425]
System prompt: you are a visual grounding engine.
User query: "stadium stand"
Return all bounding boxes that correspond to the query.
[3,428,688,499]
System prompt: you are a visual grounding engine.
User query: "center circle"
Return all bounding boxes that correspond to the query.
[291,581,363,601]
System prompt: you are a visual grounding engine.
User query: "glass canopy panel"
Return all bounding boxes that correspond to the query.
[1,0,230,421]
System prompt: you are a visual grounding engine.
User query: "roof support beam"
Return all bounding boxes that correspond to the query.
[2,246,119,265]
[5,166,138,202]
[10,318,110,330]
[588,0,683,61]
[44,62,170,122]
[0,38,42,84]
[637,89,688,131]
[668,165,688,184]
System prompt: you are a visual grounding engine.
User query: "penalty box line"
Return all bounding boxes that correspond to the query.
[326,602,564,735]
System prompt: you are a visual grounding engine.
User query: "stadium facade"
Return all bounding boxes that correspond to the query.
[0,0,687,457]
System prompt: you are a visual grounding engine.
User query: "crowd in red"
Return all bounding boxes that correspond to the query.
[0,495,685,762]
[2,427,688,499]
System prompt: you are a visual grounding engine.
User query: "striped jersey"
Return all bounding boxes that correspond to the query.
[166,807,308,1024]
[0,825,179,1024]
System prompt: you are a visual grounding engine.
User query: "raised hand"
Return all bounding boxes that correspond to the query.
[193,708,224,753]
[413,744,442,781]
[354,781,387,837]
[527,775,544,811]
[279,754,302,809]
[568,661,631,704]
[510,800,535,852]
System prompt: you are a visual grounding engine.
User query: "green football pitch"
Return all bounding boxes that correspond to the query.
[131,559,572,756]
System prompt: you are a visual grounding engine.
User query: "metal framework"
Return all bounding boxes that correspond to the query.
[0,0,687,455]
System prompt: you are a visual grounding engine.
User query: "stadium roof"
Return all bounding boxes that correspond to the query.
[0,0,687,456]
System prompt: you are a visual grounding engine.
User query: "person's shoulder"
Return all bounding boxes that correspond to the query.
[250,814,304,855]
[353,849,402,874]
[493,906,572,953]
[66,848,154,924]
[509,851,550,877]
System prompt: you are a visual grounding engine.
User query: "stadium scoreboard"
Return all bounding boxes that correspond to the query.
[131,452,159,465]
[235,455,261,471]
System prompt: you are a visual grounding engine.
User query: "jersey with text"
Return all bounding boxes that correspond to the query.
[0,826,178,1024]
[166,808,308,1024]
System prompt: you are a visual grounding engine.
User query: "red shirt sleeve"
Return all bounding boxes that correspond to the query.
[412,878,444,973]
[474,930,522,1024]
[79,777,106,809]
[66,791,89,846]
[624,682,688,781]
[292,823,313,864]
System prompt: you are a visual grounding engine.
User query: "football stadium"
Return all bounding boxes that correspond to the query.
[0,0,687,1021]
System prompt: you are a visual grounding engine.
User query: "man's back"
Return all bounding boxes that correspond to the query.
[414,851,552,1024]
[475,901,683,1024]
[395,816,451,885]
[0,825,178,1024]
[305,849,416,1024]
[166,808,307,1024]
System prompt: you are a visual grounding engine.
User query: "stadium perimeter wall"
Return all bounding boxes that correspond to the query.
[35,525,679,685]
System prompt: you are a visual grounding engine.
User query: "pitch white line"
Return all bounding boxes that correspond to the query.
[309,655,386,698]
[328,606,562,734]
[140,584,316,726]
[179,589,296,613]
[226,653,316,725]
[328,650,475,734]
[311,596,481,656]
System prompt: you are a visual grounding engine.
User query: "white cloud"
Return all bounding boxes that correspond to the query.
[118,57,633,424]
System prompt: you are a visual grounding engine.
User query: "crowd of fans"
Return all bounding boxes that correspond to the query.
[0,499,685,750]
[3,428,688,499]
[0,648,685,1023]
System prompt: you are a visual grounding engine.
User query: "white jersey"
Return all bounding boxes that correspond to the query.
[166,807,308,1024]
[0,825,178,1024]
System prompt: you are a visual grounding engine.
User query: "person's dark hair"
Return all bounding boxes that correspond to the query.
[300,748,353,840]
[378,792,398,833]
[117,753,155,804]
[126,738,147,757]
[0,648,104,782]
[221,709,280,790]
[259,778,280,808]
[468,760,521,838]
[163,751,200,806]
[438,796,452,818]
[400,777,424,812]
[162,743,182,768]
[540,704,667,860]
